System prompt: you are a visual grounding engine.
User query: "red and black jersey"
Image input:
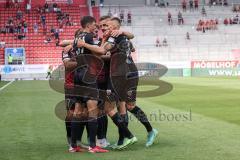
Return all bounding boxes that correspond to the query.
[106,35,136,77]
[62,50,76,89]
[74,32,103,77]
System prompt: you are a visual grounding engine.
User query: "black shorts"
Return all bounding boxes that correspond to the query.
[97,81,108,109]
[108,73,139,103]
[65,95,76,111]
[74,69,99,103]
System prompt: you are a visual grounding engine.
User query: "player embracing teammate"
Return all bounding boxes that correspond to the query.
[60,15,158,153]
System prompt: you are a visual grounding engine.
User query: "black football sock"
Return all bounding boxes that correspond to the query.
[86,121,90,140]
[130,106,153,132]
[65,120,71,145]
[123,113,129,127]
[118,114,129,145]
[77,121,85,142]
[88,117,98,148]
[97,115,105,139]
[102,114,108,139]
[71,117,84,148]
[111,113,133,139]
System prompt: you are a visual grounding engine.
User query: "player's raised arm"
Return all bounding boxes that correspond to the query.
[59,40,74,47]
[62,46,77,71]
[110,30,134,39]
[77,38,114,55]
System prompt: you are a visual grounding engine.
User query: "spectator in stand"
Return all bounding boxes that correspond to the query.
[194,0,199,10]
[17,21,22,33]
[189,0,194,12]
[26,2,31,14]
[50,26,55,34]
[9,20,14,33]
[182,0,187,12]
[66,15,72,26]
[168,12,173,25]
[186,32,190,40]
[33,22,38,33]
[155,0,159,7]
[54,29,59,40]
[202,26,206,33]
[16,9,23,20]
[202,6,207,16]
[127,11,132,26]
[53,3,58,12]
[233,15,239,24]
[120,10,124,23]
[41,14,46,26]
[162,37,168,46]
[156,37,161,47]
[224,18,228,25]
[0,39,6,48]
[0,27,7,34]
[23,21,28,33]
[44,2,49,12]
[178,11,184,25]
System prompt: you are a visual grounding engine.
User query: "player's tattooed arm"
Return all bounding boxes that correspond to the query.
[101,52,111,60]
[63,60,78,71]
[63,44,73,53]
[59,40,74,47]
[62,45,77,71]
[77,39,113,55]
[111,30,134,39]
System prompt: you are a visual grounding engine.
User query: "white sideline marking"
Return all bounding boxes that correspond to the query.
[0,81,14,92]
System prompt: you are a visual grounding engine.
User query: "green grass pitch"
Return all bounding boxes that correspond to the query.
[0,77,240,160]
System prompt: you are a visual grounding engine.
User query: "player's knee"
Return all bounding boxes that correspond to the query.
[118,101,127,114]
[126,102,135,111]
[66,110,74,120]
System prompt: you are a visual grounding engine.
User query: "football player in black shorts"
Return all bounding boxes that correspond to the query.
[77,17,158,148]
[76,17,138,150]
[60,16,137,150]
[96,15,135,148]
[61,28,90,152]
[62,16,109,153]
